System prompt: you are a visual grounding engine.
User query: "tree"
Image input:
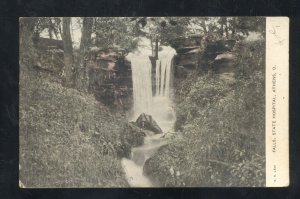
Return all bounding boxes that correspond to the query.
[19,17,38,68]
[230,17,237,37]
[61,17,73,87]
[80,17,93,51]
[224,18,229,39]
[200,18,208,34]
[130,17,191,56]
[93,17,140,53]
[74,17,93,93]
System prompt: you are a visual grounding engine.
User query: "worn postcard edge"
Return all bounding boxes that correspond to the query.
[266,17,289,187]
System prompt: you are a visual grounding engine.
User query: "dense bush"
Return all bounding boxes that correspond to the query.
[144,40,265,187]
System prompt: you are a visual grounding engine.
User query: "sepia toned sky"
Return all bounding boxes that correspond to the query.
[40,17,82,49]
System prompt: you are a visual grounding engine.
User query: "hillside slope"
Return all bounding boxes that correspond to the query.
[19,68,130,187]
[144,40,265,187]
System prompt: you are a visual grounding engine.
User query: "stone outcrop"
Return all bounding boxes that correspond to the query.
[87,48,133,111]
[171,35,237,79]
[120,113,163,159]
[170,35,203,79]
[33,37,64,50]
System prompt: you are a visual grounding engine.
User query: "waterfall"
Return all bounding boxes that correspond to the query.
[122,37,176,187]
[152,46,177,132]
[131,57,153,118]
[155,47,176,97]
[126,38,176,132]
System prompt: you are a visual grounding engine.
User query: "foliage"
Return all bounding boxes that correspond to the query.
[234,17,266,37]
[135,17,190,44]
[19,67,129,187]
[93,17,140,53]
[33,17,62,39]
[32,17,265,51]
[144,40,265,187]
[235,40,265,77]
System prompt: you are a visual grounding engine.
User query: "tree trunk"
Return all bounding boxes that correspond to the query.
[200,19,207,34]
[61,17,73,87]
[231,17,237,37]
[220,19,224,38]
[74,17,93,93]
[155,36,159,59]
[224,18,229,39]
[150,36,154,56]
[48,18,53,39]
[80,17,93,51]
[19,17,38,69]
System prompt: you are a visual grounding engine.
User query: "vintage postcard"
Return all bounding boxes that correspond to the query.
[19,17,289,187]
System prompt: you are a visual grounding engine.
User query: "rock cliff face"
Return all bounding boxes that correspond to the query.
[87,48,133,111]
[170,35,203,79]
[32,39,133,111]
[170,35,237,91]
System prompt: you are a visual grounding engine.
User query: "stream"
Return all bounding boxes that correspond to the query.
[121,132,168,187]
[121,96,175,187]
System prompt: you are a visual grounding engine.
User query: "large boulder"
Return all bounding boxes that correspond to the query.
[135,113,163,134]
[119,122,149,158]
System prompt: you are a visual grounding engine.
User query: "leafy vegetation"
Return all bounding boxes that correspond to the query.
[93,17,140,53]
[19,67,131,187]
[144,40,265,187]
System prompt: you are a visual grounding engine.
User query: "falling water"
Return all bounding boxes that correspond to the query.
[122,37,176,187]
[127,38,176,132]
[126,37,153,121]
[156,46,176,97]
[152,46,177,133]
[131,57,153,118]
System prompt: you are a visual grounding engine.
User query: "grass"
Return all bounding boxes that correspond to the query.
[19,68,130,187]
[144,40,265,187]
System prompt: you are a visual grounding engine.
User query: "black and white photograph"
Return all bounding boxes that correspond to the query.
[19,17,288,188]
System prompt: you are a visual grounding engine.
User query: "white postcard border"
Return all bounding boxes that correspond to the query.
[266,17,289,187]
